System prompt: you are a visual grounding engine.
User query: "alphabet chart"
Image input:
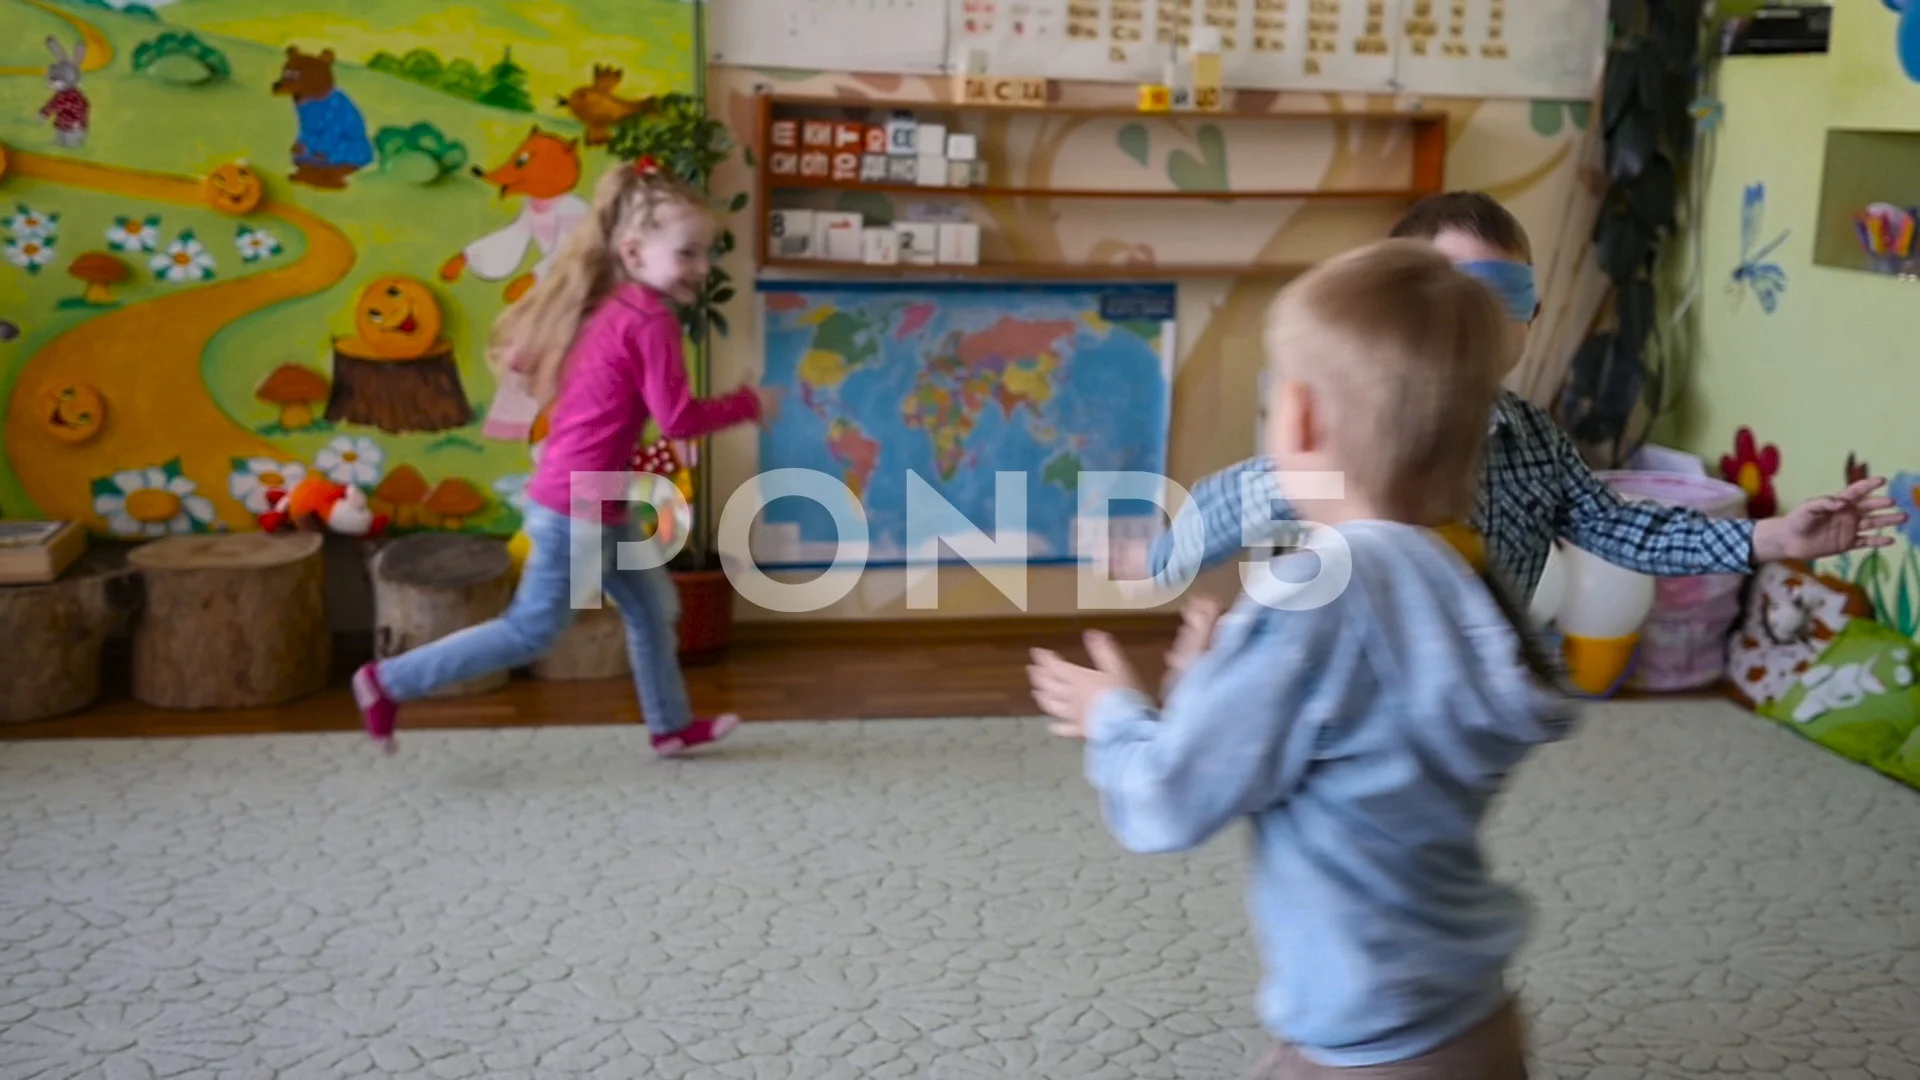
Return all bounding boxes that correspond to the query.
[711,0,950,73]
[946,0,1603,97]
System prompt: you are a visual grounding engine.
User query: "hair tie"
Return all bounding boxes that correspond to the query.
[632,155,660,177]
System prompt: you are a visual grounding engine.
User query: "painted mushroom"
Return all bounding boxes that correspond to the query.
[255,363,330,430]
[372,464,429,528]
[67,252,129,306]
[422,477,486,530]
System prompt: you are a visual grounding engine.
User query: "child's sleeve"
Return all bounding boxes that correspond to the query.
[632,316,760,439]
[1550,426,1754,575]
[1083,601,1347,854]
[1146,458,1296,591]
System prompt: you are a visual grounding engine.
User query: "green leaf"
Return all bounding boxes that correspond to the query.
[711,285,736,305]
[1569,101,1592,130]
[1896,567,1915,638]
[711,310,730,338]
[1529,101,1565,138]
[728,191,749,213]
[90,475,117,498]
[1167,124,1229,191]
[1117,123,1150,165]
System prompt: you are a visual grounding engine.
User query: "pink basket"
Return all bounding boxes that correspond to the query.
[1596,470,1751,691]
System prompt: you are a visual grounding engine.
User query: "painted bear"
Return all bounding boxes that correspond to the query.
[271,46,373,190]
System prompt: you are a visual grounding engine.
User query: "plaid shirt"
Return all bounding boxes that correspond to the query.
[1147,391,1755,600]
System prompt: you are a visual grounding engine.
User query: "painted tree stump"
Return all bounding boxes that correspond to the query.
[0,563,135,723]
[128,533,330,710]
[370,534,514,697]
[324,339,473,434]
[532,603,631,681]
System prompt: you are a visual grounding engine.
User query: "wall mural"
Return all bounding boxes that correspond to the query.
[0,0,695,538]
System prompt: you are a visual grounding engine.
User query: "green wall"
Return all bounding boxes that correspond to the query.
[1666,0,1919,636]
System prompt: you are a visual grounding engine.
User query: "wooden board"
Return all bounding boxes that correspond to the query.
[0,520,86,584]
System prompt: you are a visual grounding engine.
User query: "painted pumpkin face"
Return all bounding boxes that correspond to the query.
[204,162,264,215]
[354,276,443,360]
[38,382,105,444]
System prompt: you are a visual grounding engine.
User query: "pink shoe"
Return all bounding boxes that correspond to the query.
[352,663,400,754]
[651,714,740,758]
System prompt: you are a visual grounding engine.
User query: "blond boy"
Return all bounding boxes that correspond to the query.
[1032,240,1567,1077]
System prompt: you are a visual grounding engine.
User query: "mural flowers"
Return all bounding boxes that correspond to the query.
[1828,460,1920,641]
[106,215,162,253]
[1719,426,1781,518]
[227,457,308,514]
[90,460,218,537]
[1892,472,1920,549]
[314,436,384,487]
[234,224,282,262]
[151,229,216,283]
[6,204,57,239]
[4,234,56,273]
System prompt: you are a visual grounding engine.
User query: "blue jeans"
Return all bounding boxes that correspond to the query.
[376,502,693,737]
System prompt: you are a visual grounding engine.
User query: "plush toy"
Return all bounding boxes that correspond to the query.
[259,474,388,537]
[1727,561,1875,710]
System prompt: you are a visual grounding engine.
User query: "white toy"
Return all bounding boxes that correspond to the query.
[1532,541,1655,697]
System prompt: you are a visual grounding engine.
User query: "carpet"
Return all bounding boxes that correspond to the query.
[2,701,1917,1079]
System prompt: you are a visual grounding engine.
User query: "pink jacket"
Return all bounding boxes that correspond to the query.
[526,284,758,522]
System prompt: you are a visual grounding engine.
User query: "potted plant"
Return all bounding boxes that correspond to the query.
[1560,0,1713,467]
[608,90,748,664]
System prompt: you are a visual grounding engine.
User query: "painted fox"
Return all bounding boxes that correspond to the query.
[440,127,589,303]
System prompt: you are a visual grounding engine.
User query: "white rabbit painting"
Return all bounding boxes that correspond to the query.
[40,35,90,148]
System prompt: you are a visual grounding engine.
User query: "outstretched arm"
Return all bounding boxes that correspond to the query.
[1552,428,1754,576]
[633,318,760,439]
[1146,458,1295,591]
[1081,602,1342,854]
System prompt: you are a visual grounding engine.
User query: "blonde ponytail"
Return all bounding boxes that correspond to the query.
[486,160,709,407]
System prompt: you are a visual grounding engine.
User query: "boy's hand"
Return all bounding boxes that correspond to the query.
[1028,631,1142,739]
[1752,477,1909,564]
[1162,595,1223,697]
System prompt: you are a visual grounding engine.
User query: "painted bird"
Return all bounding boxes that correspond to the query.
[557,65,654,147]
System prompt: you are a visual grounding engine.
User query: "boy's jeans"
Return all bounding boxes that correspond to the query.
[376,502,693,737]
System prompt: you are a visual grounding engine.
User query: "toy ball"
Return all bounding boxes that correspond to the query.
[507,530,532,576]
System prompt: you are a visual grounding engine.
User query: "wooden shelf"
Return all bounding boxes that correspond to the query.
[760,92,1448,125]
[752,90,1448,281]
[769,179,1428,202]
[757,256,1307,280]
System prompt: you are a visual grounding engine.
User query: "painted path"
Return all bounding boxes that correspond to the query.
[0,0,114,77]
[4,150,356,530]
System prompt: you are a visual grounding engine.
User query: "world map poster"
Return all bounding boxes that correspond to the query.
[754,282,1175,569]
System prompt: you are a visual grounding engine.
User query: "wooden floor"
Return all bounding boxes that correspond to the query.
[2,621,1180,741]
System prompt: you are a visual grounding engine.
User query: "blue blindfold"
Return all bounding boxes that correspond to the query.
[1457,259,1537,324]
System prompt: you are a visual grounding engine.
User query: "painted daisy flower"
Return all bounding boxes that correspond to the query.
[91,465,217,538]
[234,224,282,262]
[106,215,162,253]
[227,457,308,515]
[4,234,56,273]
[6,204,57,240]
[314,435,384,487]
[150,229,216,283]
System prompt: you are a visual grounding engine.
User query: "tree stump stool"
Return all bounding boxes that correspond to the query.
[370,534,514,697]
[0,562,135,723]
[128,533,330,710]
[532,604,631,681]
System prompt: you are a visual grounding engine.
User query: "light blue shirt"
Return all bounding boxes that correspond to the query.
[1084,520,1576,1067]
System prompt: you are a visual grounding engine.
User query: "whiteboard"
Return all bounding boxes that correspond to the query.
[709,0,951,73]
